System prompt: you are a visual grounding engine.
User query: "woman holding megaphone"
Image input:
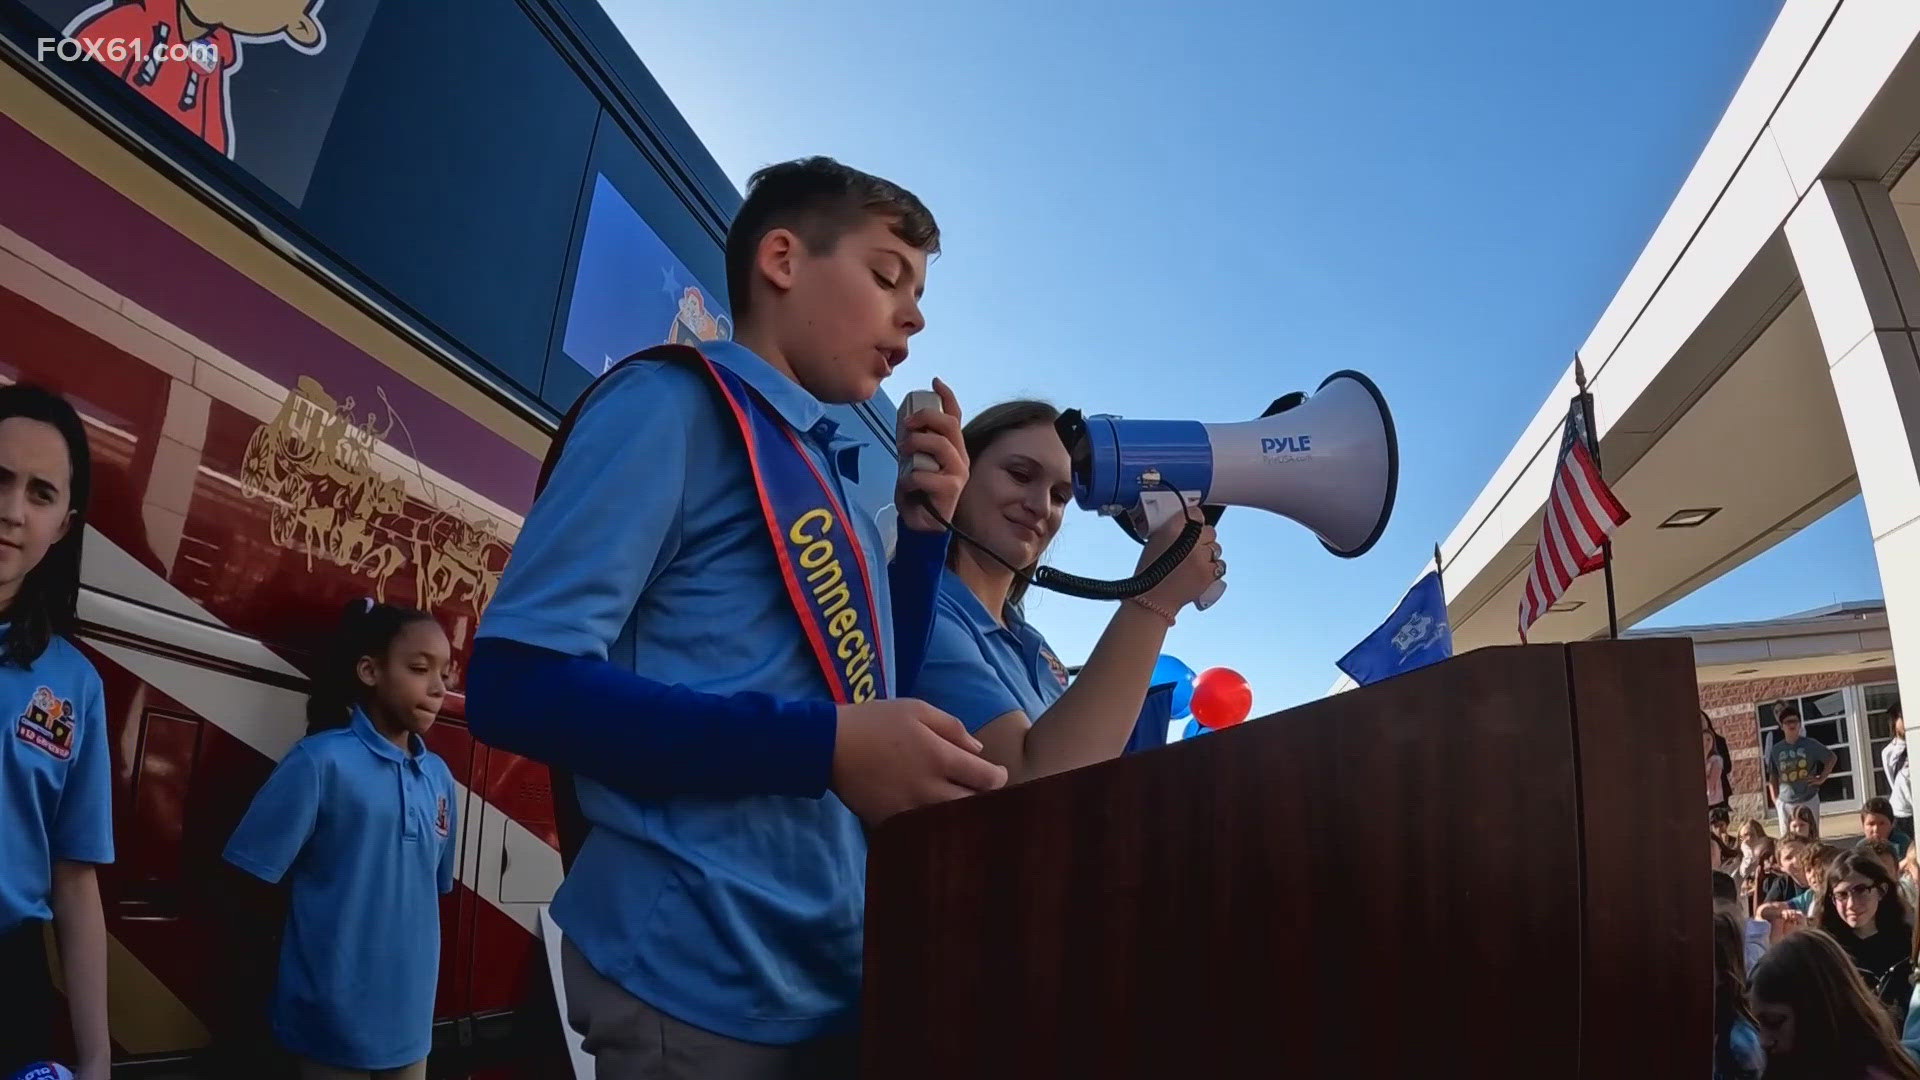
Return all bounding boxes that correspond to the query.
[913,401,1225,784]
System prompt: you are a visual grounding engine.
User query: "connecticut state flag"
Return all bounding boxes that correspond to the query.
[1336,571,1453,687]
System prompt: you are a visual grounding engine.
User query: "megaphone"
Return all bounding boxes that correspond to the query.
[1053,370,1398,609]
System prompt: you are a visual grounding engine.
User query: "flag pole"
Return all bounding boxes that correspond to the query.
[1432,541,1446,601]
[1573,356,1620,639]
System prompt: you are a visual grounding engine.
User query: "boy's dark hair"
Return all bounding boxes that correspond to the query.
[724,156,940,324]
[0,386,91,668]
[1864,797,1897,822]
[1709,805,1731,829]
[306,597,437,734]
[1891,699,1903,723]
[1711,870,1739,904]
[1777,702,1801,723]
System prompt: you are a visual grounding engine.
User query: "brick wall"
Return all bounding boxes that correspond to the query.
[1698,667,1899,825]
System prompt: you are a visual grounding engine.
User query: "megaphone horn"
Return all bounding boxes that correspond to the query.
[1201,370,1399,558]
[1057,369,1399,559]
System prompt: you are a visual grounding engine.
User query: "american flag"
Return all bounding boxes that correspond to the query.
[1518,393,1629,641]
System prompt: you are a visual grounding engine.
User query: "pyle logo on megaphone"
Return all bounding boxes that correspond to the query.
[1258,434,1313,459]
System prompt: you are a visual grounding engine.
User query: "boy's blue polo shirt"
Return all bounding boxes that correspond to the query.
[0,635,114,931]
[223,709,457,1071]
[916,573,1070,734]
[476,339,896,1045]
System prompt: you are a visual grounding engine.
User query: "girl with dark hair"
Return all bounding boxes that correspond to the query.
[223,599,458,1080]
[1707,709,1733,814]
[1815,851,1914,1021]
[1715,911,1766,1079]
[0,386,109,1079]
[910,401,1227,783]
[1747,929,1920,1080]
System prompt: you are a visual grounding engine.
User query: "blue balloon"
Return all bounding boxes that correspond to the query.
[1152,654,1197,719]
[13,1064,75,1080]
[1182,718,1207,740]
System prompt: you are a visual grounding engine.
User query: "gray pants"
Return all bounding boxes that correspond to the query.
[561,939,858,1080]
[1778,795,1821,837]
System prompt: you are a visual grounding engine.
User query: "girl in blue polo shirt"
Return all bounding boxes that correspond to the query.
[225,600,458,1080]
[914,400,1227,783]
[0,387,110,1080]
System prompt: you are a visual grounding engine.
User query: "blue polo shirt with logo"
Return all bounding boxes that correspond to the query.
[916,573,1072,734]
[475,339,898,1045]
[0,635,113,931]
[223,708,457,1071]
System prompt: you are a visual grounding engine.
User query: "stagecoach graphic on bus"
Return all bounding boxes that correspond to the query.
[239,374,507,613]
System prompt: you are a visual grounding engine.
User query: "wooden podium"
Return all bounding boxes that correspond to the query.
[862,640,1709,1078]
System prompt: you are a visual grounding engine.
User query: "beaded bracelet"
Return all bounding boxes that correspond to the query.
[1129,595,1177,627]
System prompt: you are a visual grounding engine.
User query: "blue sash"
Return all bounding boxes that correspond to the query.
[538,344,889,704]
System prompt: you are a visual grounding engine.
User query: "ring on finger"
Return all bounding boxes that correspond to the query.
[1214,562,1227,579]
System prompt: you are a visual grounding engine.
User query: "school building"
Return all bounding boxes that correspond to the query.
[1625,601,1900,832]
[1333,0,1919,819]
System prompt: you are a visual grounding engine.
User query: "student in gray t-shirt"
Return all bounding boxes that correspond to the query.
[1764,705,1837,837]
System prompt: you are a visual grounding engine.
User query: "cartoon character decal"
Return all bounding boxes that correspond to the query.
[66,0,326,157]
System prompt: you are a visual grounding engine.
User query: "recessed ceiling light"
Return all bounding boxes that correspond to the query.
[1548,600,1585,613]
[1660,507,1722,529]
[1735,668,1760,675]
[1863,656,1888,664]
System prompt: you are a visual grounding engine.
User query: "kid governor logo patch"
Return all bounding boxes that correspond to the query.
[15,686,76,761]
[1040,646,1071,690]
[434,795,450,838]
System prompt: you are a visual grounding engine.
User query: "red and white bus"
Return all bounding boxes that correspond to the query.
[0,1,904,1073]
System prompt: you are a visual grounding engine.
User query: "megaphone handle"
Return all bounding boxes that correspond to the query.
[1136,490,1227,611]
[1195,578,1226,611]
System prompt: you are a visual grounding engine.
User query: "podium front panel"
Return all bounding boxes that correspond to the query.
[862,640,1707,1078]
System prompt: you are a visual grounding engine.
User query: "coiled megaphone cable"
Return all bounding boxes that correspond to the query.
[907,491,1208,602]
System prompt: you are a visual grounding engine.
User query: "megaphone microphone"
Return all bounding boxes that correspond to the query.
[1053,370,1399,609]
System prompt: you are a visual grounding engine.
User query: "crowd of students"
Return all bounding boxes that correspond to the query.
[1,157,1234,1080]
[1712,718,1920,1080]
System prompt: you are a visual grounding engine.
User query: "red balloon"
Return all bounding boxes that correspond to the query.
[1191,667,1252,729]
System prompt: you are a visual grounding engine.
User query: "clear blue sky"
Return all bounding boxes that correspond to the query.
[604,0,1886,718]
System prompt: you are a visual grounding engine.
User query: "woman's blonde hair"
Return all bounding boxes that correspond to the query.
[951,400,1060,611]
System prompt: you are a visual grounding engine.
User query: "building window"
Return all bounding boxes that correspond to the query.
[1759,690,1854,806]
[1866,682,1903,798]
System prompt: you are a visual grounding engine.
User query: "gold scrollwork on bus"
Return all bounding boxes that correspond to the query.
[239,376,506,612]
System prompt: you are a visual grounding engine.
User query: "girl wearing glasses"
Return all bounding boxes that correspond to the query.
[1815,850,1913,1022]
